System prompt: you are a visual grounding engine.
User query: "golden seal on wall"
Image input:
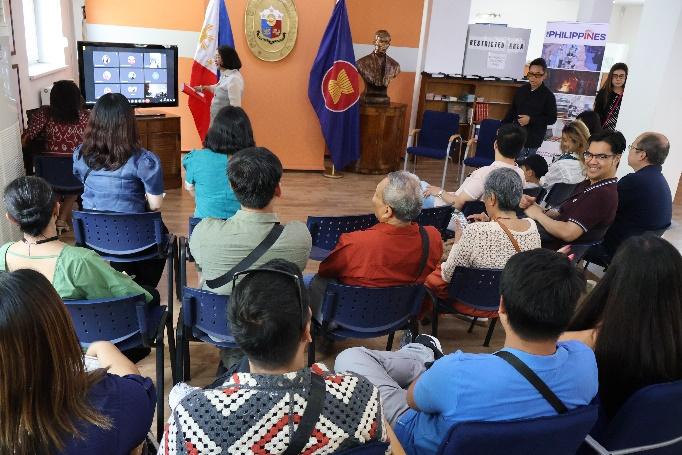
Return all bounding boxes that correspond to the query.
[245,0,298,62]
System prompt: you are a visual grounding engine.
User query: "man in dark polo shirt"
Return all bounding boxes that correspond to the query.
[521,130,626,250]
[600,132,672,258]
[503,57,557,161]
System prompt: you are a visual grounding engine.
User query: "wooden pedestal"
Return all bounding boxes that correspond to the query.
[351,102,407,174]
[136,114,182,189]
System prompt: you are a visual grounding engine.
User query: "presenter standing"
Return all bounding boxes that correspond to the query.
[195,45,244,125]
[503,57,557,161]
[594,63,628,131]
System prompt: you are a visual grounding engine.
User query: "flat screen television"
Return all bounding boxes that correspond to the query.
[77,41,179,108]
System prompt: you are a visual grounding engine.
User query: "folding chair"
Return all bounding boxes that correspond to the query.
[64,294,170,441]
[428,266,502,347]
[309,282,425,364]
[306,214,377,261]
[404,110,462,189]
[459,119,502,185]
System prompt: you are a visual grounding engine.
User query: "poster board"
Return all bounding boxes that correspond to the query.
[538,22,608,160]
[462,24,530,79]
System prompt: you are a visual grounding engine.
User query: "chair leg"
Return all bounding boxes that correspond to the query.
[308,324,316,366]
[386,332,395,351]
[403,152,409,171]
[483,318,498,347]
[183,334,191,381]
[409,318,418,339]
[431,301,439,337]
[166,253,177,378]
[467,317,477,333]
[174,319,184,385]
[459,163,466,186]
[440,155,449,189]
[155,335,164,442]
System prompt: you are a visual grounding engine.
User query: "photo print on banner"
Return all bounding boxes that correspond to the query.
[542,22,608,141]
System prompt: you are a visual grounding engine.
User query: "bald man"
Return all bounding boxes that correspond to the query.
[600,132,672,258]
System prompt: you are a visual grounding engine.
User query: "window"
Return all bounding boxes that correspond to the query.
[22,0,67,77]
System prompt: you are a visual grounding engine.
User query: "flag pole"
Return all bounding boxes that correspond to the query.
[323,164,343,179]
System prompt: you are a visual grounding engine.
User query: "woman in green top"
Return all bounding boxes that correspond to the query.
[183,106,255,219]
[1,176,154,304]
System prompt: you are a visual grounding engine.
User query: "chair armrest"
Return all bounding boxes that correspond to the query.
[461,141,473,161]
[409,128,421,137]
[583,435,611,455]
[448,134,462,144]
[408,128,421,148]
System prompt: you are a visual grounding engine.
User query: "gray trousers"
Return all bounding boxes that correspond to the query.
[334,344,434,425]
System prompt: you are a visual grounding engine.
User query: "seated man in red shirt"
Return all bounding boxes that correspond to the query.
[310,171,443,320]
[521,130,626,250]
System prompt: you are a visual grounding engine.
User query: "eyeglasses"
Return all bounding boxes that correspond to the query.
[628,144,646,153]
[232,267,307,330]
[612,74,627,79]
[583,151,618,162]
[527,72,545,79]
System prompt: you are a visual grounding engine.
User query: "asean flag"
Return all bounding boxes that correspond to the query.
[308,0,361,170]
[188,0,234,141]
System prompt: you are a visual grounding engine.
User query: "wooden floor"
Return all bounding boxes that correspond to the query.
[64,158,682,437]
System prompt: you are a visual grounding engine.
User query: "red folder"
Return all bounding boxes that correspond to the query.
[182,83,208,104]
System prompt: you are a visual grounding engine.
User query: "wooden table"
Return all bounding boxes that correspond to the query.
[136,114,181,189]
[351,102,407,174]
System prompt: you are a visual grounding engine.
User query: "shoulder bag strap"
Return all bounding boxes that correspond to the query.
[495,220,521,253]
[415,225,430,281]
[83,168,93,183]
[283,373,326,455]
[205,223,285,289]
[494,350,568,414]
[602,93,622,127]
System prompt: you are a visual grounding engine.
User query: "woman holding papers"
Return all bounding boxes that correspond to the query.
[195,45,244,126]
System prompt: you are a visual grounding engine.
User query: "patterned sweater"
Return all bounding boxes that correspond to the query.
[160,363,389,454]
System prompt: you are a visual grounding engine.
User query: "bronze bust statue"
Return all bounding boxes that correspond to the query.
[356,30,400,105]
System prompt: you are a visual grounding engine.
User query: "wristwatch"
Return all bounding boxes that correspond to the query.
[436,190,444,199]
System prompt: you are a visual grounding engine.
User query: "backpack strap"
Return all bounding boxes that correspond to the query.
[494,350,568,414]
[283,373,326,455]
[415,225,430,280]
[206,224,284,289]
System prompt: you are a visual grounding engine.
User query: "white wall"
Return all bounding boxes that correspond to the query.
[10,0,77,118]
[423,0,471,74]
[614,0,682,197]
[605,4,642,63]
[468,0,580,61]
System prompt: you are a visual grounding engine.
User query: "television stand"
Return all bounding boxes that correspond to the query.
[135,114,181,189]
[134,109,167,118]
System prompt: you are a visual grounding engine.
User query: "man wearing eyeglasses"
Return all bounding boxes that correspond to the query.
[598,132,672,260]
[521,130,626,249]
[502,57,557,161]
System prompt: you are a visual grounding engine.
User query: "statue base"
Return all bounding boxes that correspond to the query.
[360,83,390,106]
[348,102,407,174]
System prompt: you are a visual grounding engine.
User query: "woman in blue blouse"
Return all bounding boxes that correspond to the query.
[183,106,254,219]
[73,93,166,287]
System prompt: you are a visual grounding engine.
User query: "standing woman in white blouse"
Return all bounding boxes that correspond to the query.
[195,45,244,125]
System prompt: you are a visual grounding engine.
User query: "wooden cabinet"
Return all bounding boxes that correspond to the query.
[351,102,407,174]
[136,114,181,189]
[416,74,523,142]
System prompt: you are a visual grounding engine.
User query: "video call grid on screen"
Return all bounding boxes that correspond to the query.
[80,45,177,106]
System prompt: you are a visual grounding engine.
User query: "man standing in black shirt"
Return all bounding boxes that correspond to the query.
[503,57,557,161]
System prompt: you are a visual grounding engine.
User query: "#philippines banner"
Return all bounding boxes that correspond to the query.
[541,21,608,138]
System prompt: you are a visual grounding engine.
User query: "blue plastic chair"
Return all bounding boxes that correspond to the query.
[334,442,391,454]
[175,286,237,383]
[64,294,169,441]
[428,267,502,347]
[437,405,599,455]
[404,110,462,189]
[543,182,579,209]
[33,155,84,194]
[584,381,682,454]
[306,214,378,261]
[417,206,454,240]
[309,282,425,364]
[71,210,177,371]
[459,119,502,185]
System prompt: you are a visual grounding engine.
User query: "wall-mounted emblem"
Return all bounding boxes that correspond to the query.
[245,0,298,62]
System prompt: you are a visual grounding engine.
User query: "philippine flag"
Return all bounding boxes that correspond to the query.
[188,0,234,140]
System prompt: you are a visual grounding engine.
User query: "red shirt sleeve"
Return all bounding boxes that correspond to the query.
[317,233,354,278]
[25,107,48,141]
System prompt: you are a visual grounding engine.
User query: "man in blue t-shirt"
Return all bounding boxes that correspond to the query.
[335,249,598,455]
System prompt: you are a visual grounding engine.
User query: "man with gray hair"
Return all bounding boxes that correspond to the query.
[309,171,443,320]
[597,131,672,260]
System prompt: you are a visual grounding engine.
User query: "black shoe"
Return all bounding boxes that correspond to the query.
[414,334,444,360]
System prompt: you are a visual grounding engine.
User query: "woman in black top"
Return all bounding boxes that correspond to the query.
[594,63,628,131]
